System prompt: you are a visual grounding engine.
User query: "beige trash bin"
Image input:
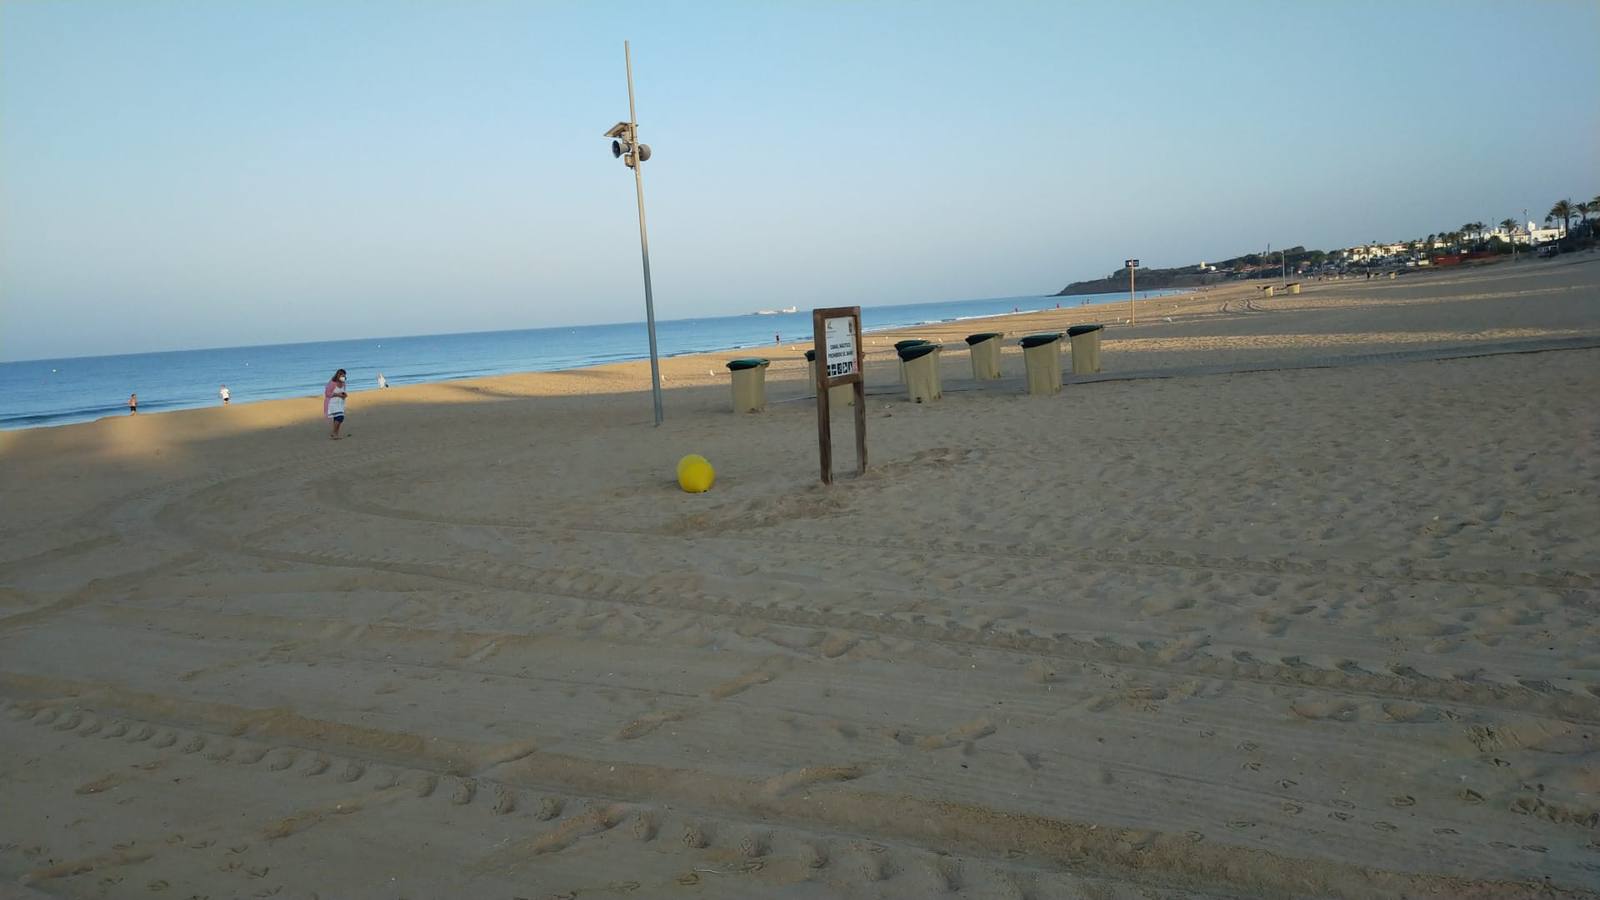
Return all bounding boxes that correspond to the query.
[1263,285,1275,297]
[726,358,770,413]
[965,332,1003,380]
[1020,333,1062,396]
[804,349,854,407]
[899,343,942,403]
[1389,271,1397,280]
[1067,324,1103,375]
[894,339,931,383]
[1288,282,1302,295]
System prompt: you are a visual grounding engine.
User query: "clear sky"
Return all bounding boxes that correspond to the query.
[2,1,1596,361]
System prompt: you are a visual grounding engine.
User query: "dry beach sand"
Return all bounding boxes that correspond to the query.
[1,257,1598,898]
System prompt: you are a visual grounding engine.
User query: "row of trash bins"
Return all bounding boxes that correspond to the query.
[724,325,1106,412]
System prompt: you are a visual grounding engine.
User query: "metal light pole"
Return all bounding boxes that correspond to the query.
[1125,258,1139,325]
[606,40,664,426]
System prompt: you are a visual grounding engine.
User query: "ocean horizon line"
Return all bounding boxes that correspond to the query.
[0,289,1174,430]
[1,291,1104,366]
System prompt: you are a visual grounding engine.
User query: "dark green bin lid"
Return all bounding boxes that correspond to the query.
[726,357,769,371]
[964,332,1003,345]
[898,343,939,362]
[1067,324,1104,337]
[1019,333,1061,349]
[894,339,932,351]
[804,349,816,361]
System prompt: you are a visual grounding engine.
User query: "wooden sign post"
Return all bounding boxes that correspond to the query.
[812,306,867,485]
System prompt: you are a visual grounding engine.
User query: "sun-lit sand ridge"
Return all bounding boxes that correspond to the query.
[1,256,1598,898]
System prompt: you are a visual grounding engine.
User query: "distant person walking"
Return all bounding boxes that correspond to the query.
[377,372,388,389]
[128,393,138,415]
[324,369,348,440]
[219,385,231,405]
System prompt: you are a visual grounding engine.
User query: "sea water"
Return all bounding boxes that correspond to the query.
[0,290,1165,429]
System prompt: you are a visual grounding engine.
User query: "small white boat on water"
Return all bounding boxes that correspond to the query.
[751,306,799,316]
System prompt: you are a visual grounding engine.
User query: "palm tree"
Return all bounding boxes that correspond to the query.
[1549,199,1574,236]
[1496,218,1519,258]
[1577,201,1594,231]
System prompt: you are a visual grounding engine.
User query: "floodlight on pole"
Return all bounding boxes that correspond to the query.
[605,42,664,426]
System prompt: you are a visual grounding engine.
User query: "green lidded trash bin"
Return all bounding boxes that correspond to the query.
[894,339,932,383]
[804,349,854,407]
[898,342,942,403]
[1019,333,1062,396]
[1067,324,1104,375]
[726,357,770,413]
[965,332,1003,380]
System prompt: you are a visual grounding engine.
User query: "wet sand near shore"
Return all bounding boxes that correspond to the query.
[1,255,1598,898]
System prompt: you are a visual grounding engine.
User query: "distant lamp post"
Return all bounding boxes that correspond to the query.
[1124,258,1139,325]
[604,40,663,426]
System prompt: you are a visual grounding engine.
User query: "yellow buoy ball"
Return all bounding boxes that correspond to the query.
[676,454,715,493]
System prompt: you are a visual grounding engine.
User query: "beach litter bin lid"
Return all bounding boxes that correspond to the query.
[1067,324,1104,337]
[1019,333,1062,349]
[804,349,816,361]
[726,358,769,371]
[897,343,939,362]
[894,339,932,351]
[964,332,1004,345]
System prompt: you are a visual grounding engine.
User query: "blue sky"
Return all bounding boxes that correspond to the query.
[2,1,1596,361]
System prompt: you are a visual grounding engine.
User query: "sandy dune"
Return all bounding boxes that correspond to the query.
[2,256,1598,898]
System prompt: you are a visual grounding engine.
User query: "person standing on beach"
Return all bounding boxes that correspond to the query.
[220,385,230,405]
[377,372,388,389]
[324,369,348,439]
[128,393,137,415]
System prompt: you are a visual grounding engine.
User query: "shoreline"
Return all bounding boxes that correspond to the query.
[2,254,1576,439]
[2,289,1186,432]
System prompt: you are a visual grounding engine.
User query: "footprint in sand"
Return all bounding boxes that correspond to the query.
[930,856,963,891]
[492,787,516,815]
[449,778,476,805]
[738,831,770,858]
[537,796,564,821]
[854,847,890,882]
[630,810,657,841]
[410,774,438,798]
[680,823,709,849]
